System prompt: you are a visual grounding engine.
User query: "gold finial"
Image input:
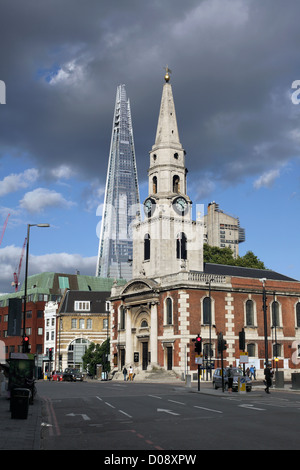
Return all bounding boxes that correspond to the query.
[164,65,172,82]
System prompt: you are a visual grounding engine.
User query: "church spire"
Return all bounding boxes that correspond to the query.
[153,68,183,152]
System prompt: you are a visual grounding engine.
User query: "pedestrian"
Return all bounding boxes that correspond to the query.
[250,365,255,379]
[227,365,233,393]
[264,365,273,394]
[123,367,127,381]
[253,366,256,380]
[246,367,250,377]
[129,366,133,381]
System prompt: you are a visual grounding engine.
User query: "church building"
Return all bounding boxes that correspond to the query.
[109,70,300,379]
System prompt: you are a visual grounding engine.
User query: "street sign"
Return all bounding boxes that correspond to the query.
[195,355,203,364]
[240,352,249,364]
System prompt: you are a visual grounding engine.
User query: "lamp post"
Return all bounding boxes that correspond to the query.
[22,223,50,353]
[259,278,268,367]
[206,277,214,380]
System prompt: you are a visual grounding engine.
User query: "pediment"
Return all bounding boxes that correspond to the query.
[121,278,158,295]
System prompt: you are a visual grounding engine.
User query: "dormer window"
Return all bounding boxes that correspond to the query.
[74,301,90,312]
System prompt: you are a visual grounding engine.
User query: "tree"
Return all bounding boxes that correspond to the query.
[204,244,266,269]
[82,339,110,377]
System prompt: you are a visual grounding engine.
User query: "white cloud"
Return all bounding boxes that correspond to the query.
[253,169,280,189]
[50,164,75,180]
[0,168,39,196]
[19,187,75,213]
[47,59,84,86]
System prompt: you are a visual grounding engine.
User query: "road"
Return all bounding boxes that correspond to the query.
[39,380,300,451]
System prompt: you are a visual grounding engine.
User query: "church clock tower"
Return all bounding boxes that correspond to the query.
[133,69,203,279]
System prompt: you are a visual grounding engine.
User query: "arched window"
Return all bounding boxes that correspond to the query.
[144,233,150,260]
[176,232,187,260]
[247,343,256,357]
[272,301,280,327]
[296,302,300,328]
[203,297,211,325]
[166,297,173,325]
[246,300,254,326]
[173,175,180,193]
[152,176,157,194]
[141,320,148,328]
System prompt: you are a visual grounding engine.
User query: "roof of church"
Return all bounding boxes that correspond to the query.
[203,263,298,282]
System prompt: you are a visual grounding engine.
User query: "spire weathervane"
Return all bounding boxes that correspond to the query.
[164,65,172,82]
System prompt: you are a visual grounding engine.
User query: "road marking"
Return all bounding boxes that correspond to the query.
[239,404,265,411]
[96,396,102,401]
[194,405,223,414]
[105,402,115,409]
[119,409,132,418]
[148,394,162,399]
[157,408,180,416]
[168,399,185,405]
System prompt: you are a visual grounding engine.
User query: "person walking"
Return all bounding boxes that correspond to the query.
[123,367,127,381]
[264,364,273,394]
[129,366,133,381]
[227,365,233,393]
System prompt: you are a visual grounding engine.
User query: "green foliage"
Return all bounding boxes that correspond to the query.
[82,339,110,376]
[204,244,266,269]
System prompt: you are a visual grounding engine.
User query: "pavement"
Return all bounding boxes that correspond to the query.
[0,378,299,450]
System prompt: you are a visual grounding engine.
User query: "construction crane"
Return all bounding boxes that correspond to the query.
[0,213,10,247]
[12,237,27,292]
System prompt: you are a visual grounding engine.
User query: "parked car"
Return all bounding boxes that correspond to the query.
[63,368,84,382]
[212,367,252,392]
[52,371,63,381]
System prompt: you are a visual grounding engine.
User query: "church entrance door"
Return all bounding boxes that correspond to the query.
[142,342,148,370]
[167,347,173,370]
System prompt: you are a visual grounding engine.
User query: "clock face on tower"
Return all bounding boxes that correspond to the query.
[144,197,156,217]
[173,196,188,215]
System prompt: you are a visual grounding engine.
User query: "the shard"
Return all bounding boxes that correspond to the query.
[96,84,140,280]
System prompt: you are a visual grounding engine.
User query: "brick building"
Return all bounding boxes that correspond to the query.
[109,71,300,380]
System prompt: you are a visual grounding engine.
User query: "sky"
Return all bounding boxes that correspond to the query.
[0,0,300,294]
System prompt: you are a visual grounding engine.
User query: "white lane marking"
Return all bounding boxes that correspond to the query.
[194,405,223,414]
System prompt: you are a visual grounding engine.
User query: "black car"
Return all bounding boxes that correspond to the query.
[63,368,83,382]
[212,367,252,392]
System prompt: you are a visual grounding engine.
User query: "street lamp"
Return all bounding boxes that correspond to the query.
[22,223,50,353]
[259,278,268,367]
[206,277,214,380]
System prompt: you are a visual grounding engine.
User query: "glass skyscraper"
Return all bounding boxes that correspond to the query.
[96,84,140,280]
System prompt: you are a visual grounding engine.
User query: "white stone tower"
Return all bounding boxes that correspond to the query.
[132,69,203,279]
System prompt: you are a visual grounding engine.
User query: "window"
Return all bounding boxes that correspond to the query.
[173,175,180,193]
[120,306,126,330]
[166,298,173,325]
[144,233,150,261]
[87,319,92,329]
[141,320,148,328]
[296,302,300,328]
[152,176,157,194]
[272,301,280,327]
[176,232,187,259]
[103,318,108,329]
[38,327,43,335]
[247,343,256,357]
[71,319,77,329]
[74,301,90,312]
[203,297,211,325]
[79,319,85,329]
[59,276,70,289]
[246,300,254,326]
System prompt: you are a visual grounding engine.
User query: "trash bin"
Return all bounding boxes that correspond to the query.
[291,373,300,390]
[10,388,30,419]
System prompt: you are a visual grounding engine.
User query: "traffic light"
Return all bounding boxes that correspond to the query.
[217,333,227,352]
[23,336,30,353]
[194,335,202,354]
[49,348,53,361]
[239,329,245,351]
